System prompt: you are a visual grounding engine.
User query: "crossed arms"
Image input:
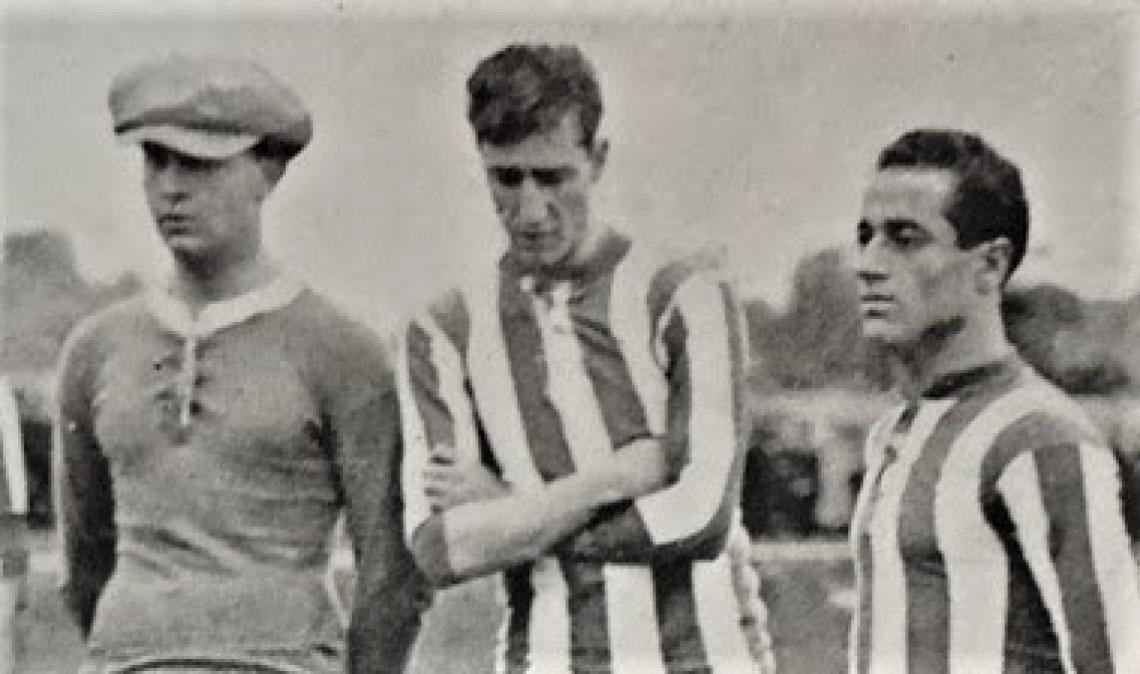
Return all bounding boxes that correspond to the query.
[398,274,745,585]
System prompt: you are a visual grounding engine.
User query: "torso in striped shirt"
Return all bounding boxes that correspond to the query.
[401,231,768,673]
[850,358,1140,673]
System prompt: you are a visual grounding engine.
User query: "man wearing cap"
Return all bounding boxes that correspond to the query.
[397,43,775,672]
[56,54,424,673]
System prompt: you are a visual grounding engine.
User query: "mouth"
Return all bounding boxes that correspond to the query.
[859,293,895,317]
[157,214,195,235]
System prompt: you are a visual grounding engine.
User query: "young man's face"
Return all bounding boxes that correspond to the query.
[142,142,273,267]
[478,113,607,274]
[855,168,980,347]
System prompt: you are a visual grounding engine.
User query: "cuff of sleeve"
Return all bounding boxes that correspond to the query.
[1,548,29,578]
[411,518,458,586]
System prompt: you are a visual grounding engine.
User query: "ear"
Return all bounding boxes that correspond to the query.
[589,138,609,183]
[975,236,1012,294]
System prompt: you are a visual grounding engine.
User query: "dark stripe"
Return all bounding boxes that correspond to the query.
[855,524,873,674]
[498,277,575,480]
[653,560,711,673]
[428,288,470,358]
[898,387,1009,673]
[560,559,612,671]
[1032,444,1114,671]
[988,492,1063,670]
[503,563,536,674]
[406,322,456,449]
[660,309,692,479]
[647,259,698,330]
[722,282,747,478]
[582,265,652,448]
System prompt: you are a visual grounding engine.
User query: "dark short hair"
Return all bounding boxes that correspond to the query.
[877,129,1030,280]
[467,43,603,147]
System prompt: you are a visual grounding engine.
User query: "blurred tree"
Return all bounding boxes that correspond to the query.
[1,229,139,372]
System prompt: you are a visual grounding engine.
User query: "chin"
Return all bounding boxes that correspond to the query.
[861,319,917,348]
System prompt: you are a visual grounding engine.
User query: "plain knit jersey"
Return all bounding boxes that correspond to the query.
[55,278,424,673]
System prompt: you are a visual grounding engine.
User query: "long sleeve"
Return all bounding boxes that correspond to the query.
[323,326,428,674]
[562,274,746,563]
[997,442,1140,673]
[54,319,117,638]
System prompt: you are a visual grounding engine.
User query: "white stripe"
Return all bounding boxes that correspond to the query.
[943,380,1096,672]
[0,379,26,514]
[694,553,759,672]
[530,281,613,472]
[849,400,908,665]
[866,399,955,673]
[1080,445,1140,672]
[604,565,666,674]
[523,558,572,674]
[465,274,570,671]
[396,313,483,543]
[465,275,545,492]
[996,454,1073,674]
[936,388,1046,674]
[636,276,736,543]
[608,245,669,434]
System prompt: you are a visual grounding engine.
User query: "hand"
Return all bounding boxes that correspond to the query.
[423,453,510,511]
[601,437,670,501]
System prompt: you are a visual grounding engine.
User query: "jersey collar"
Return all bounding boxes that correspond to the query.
[921,354,1023,400]
[145,273,304,338]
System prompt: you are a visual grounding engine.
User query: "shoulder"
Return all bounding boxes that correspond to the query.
[980,373,1106,480]
[60,296,149,366]
[286,290,393,377]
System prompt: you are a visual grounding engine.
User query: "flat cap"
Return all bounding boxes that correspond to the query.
[108,54,312,160]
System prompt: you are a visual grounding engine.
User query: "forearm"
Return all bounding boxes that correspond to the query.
[414,463,643,585]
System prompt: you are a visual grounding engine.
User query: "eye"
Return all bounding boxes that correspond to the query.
[489,167,524,188]
[531,168,572,187]
[885,221,928,249]
[856,221,873,248]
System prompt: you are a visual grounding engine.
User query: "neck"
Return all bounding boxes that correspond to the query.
[170,250,278,310]
[888,307,1012,399]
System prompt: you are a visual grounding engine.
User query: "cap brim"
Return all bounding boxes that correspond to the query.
[118,125,260,160]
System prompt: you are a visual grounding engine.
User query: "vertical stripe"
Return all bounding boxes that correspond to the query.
[604,565,667,673]
[608,245,669,435]
[530,281,614,473]
[1080,445,1140,672]
[996,455,1073,673]
[850,406,908,674]
[0,380,26,514]
[693,554,755,672]
[637,277,737,544]
[465,274,544,492]
[898,384,1013,673]
[501,280,576,479]
[500,564,535,674]
[560,559,612,671]
[653,560,708,671]
[397,316,483,540]
[866,399,954,673]
[938,386,1051,674]
[1034,445,1112,671]
[465,273,571,672]
[578,272,652,448]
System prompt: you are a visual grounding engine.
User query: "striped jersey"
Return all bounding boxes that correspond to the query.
[1,376,28,580]
[850,357,1140,673]
[0,377,25,518]
[398,230,773,673]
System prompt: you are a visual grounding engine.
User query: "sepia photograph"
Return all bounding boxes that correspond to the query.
[3,0,1139,671]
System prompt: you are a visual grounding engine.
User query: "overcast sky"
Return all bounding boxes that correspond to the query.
[3,1,1138,334]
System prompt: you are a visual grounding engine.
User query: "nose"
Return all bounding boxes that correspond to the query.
[855,238,888,285]
[147,162,188,201]
[514,178,548,227]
